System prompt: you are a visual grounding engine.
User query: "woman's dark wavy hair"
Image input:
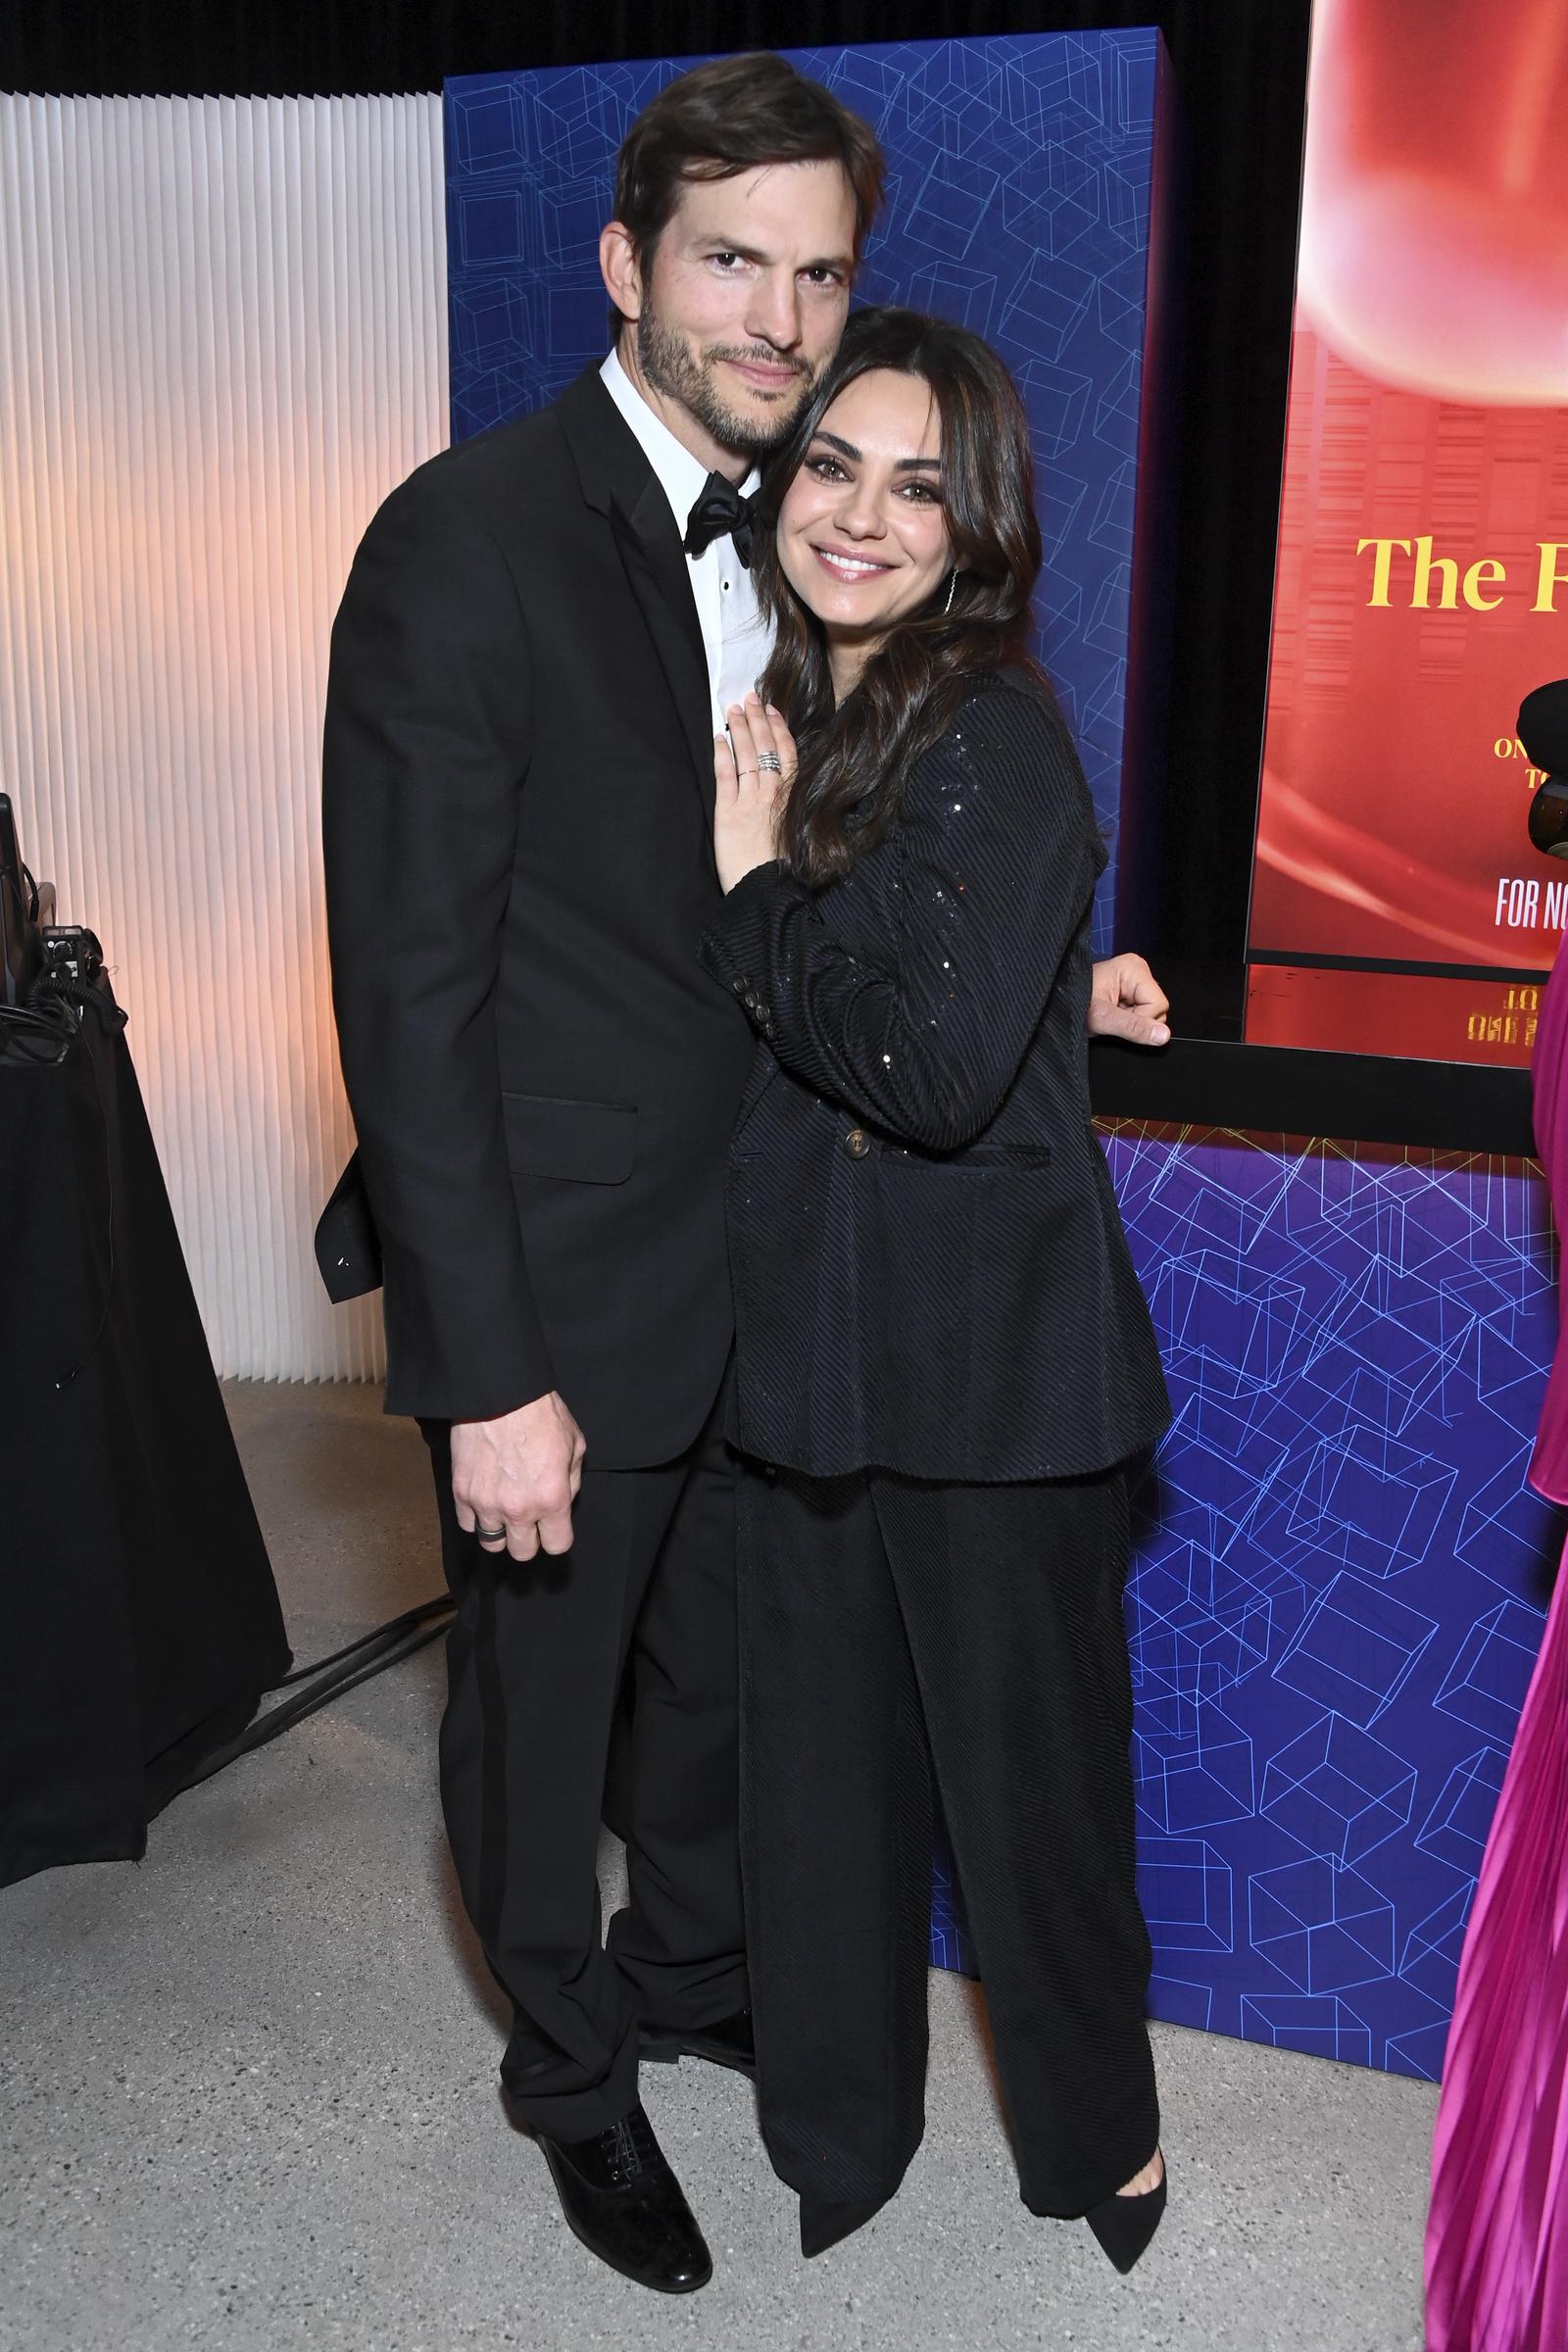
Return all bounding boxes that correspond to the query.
[754,305,1046,887]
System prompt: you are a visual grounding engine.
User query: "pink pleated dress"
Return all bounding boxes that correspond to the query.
[1425,950,1568,2352]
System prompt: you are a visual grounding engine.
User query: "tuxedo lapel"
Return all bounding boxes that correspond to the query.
[555,368,716,816]
[612,479,716,796]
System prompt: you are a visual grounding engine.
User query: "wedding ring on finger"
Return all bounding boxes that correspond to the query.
[757,751,783,774]
[475,1522,507,1543]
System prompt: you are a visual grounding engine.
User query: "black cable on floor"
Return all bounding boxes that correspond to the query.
[171,1595,456,1797]
[272,1595,454,1687]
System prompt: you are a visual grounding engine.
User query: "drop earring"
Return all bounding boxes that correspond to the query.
[943,568,957,615]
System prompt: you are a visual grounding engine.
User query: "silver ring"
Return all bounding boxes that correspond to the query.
[474,1522,506,1543]
[756,751,783,773]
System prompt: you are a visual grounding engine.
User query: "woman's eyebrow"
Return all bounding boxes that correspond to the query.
[811,429,942,472]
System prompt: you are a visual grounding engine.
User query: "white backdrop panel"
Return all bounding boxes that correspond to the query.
[0,91,450,1378]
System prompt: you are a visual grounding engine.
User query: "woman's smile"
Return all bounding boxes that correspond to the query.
[811,543,898,583]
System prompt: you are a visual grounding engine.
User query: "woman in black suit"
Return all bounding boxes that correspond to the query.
[699,308,1172,2270]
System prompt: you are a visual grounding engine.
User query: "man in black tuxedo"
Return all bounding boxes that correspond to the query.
[322,52,1169,2295]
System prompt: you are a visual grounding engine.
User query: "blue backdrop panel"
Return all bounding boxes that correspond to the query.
[444,32,1162,952]
[1082,1130,1558,2082]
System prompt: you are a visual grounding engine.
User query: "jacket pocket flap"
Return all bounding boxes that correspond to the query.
[503,1093,637,1185]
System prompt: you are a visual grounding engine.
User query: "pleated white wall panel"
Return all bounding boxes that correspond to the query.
[0,92,450,1378]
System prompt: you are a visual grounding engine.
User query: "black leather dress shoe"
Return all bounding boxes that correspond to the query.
[639,2006,757,2079]
[534,2101,712,2293]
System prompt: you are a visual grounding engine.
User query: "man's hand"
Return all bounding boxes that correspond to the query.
[451,1392,586,1562]
[1088,954,1171,1048]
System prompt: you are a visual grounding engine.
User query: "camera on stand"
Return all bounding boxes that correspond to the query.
[39,924,106,1000]
[0,794,119,1062]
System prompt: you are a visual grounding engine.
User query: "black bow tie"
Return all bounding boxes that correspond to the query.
[684,473,758,566]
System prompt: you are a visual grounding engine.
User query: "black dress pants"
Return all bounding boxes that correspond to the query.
[736,1457,1158,2221]
[426,1373,747,2141]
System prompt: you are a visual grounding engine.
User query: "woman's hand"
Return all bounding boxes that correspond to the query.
[713,692,797,895]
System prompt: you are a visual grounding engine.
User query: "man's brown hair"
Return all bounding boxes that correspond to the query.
[612,52,886,277]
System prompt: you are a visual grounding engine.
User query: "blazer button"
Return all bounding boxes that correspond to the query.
[844,1127,870,1158]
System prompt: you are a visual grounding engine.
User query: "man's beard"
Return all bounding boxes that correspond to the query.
[637,305,814,460]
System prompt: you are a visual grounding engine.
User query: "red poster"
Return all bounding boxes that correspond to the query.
[1247,0,1568,1065]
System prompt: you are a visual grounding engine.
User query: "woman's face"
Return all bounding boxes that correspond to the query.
[775,368,953,656]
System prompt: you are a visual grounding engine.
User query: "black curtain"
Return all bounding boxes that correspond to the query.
[0,0,1313,1036]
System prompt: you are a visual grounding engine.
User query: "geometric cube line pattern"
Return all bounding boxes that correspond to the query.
[1101,1126,1558,2080]
[1259,1712,1418,1870]
[1249,1856,1395,1995]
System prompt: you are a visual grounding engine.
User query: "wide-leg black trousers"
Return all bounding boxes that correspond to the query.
[736,1457,1157,2221]
[426,1374,747,2142]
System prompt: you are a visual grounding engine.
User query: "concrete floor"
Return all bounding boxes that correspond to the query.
[1,1382,1438,2352]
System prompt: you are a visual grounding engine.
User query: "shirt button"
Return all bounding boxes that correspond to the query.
[844,1128,870,1159]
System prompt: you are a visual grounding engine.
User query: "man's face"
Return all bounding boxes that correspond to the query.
[620,161,858,463]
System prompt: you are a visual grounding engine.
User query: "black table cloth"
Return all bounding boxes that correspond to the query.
[0,987,289,1886]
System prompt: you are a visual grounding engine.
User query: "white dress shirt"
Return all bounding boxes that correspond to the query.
[600,349,772,738]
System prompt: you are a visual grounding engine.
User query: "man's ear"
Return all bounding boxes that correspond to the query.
[599,221,643,323]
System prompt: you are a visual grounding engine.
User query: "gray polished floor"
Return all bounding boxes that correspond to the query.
[1,1382,1437,2352]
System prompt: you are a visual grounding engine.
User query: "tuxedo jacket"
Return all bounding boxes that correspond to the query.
[321,368,756,1463]
[698,669,1171,1483]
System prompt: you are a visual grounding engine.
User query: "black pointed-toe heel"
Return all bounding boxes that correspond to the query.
[1084,2153,1167,2275]
[799,2192,887,2258]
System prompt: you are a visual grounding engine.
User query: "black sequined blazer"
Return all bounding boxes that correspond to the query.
[697,668,1171,1483]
